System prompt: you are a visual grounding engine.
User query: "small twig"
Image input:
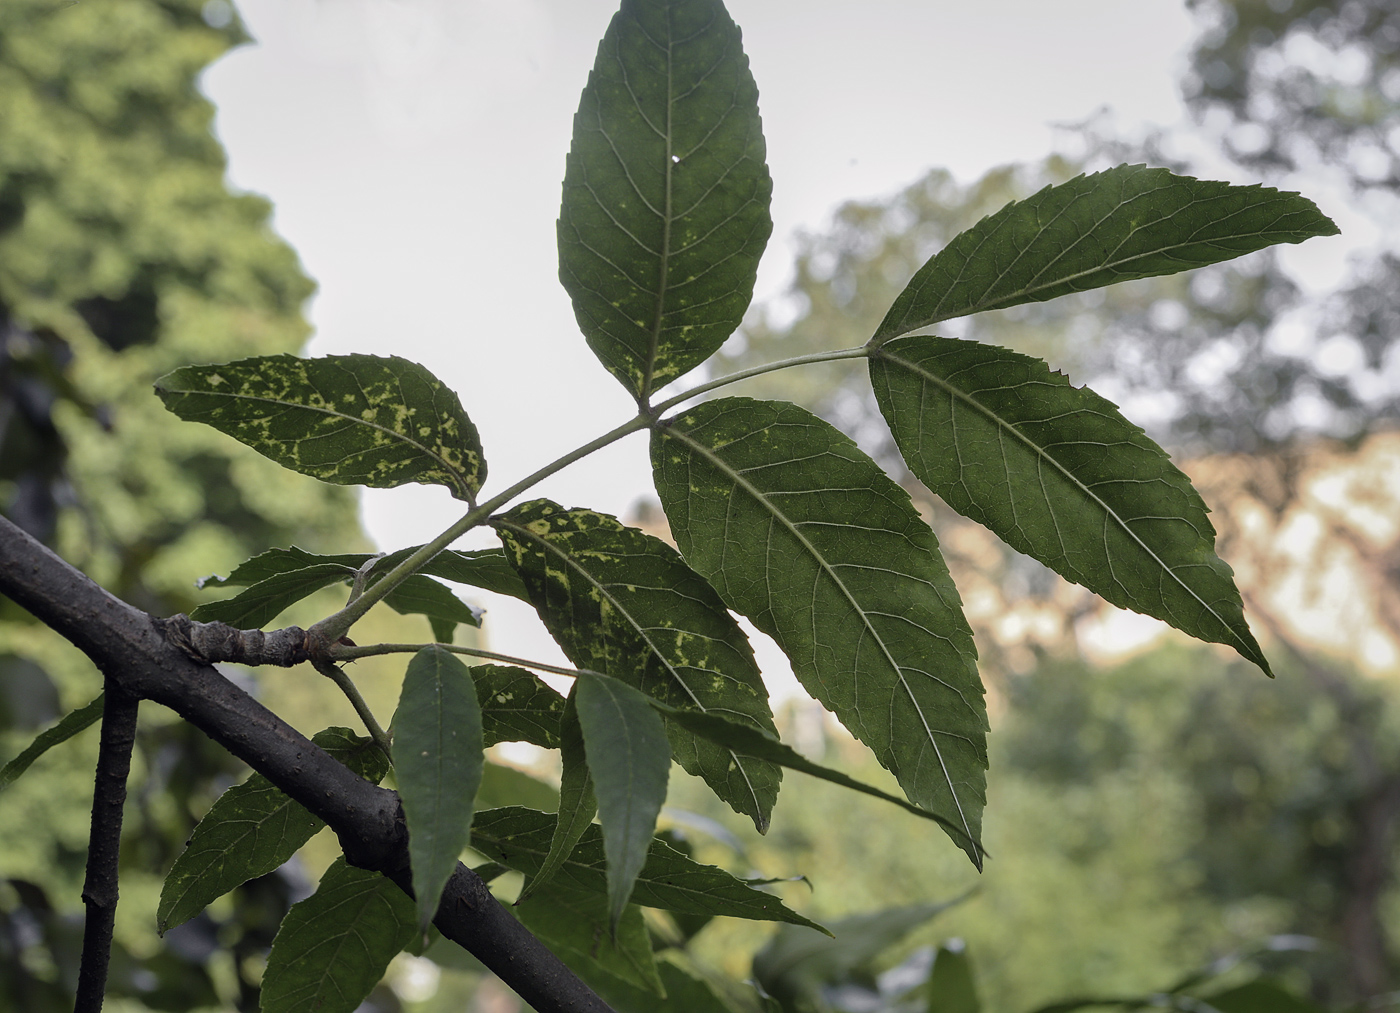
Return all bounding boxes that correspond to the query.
[74,680,140,1013]
[313,659,393,758]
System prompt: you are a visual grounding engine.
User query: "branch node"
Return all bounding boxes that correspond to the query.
[157,614,309,667]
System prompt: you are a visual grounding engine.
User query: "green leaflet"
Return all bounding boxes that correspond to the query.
[196,546,372,589]
[391,647,484,928]
[493,500,780,830]
[520,692,597,902]
[260,858,417,1013]
[869,336,1269,674]
[558,0,772,399]
[383,574,484,643]
[515,883,665,997]
[471,807,824,931]
[0,693,104,793]
[472,665,565,749]
[574,673,670,931]
[199,544,529,602]
[190,563,353,628]
[154,353,485,500]
[651,397,987,864]
[192,543,523,632]
[928,945,982,1013]
[592,957,746,1013]
[650,695,982,855]
[871,164,1339,344]
[753,901,963,1013]
[476,761,560,813]
[372,545,530,601]
[158,727,389,934]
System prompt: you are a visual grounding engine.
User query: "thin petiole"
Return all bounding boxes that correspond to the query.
[308,413,652,642]
[330,641,602,683]
[310,346,866,643]
[650,345,871,416]
[314,660,392,757]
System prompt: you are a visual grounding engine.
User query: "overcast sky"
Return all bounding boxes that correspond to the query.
[202,0,1204,680]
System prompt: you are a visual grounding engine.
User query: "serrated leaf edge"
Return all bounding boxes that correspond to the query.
[494,514,772,829]
[872,343,1267,672]
[654,421,980,847]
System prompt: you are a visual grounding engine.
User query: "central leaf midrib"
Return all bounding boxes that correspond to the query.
[903,188,1297,333]
[662,424,977,842]
[879,347,1250,654]
[498,518,764,820]
[640,11,677,400]
[177,388,470,494]
[474,824,753,908]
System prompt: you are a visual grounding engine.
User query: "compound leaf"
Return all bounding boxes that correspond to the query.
[651,397,986,864]
[575,672,670,931]
[559,0,772,398]
[493,500,780,830]
[260,857,417,1013]
[158,727,389,934]
[155,353,485,500]
[391,647,484,928]
[872,165,1339,343]
[869,336,1269,674]
[471,807,823,931]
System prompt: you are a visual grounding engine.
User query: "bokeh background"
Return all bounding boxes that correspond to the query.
[2,0,1398,1010]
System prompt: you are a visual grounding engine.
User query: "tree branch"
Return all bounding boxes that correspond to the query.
[0,514,616,1013]
[74,681,139,1013]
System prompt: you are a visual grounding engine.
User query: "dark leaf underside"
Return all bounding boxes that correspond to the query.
[869,336,1268,674]
[559,0,772,399]
[651,397,987,863]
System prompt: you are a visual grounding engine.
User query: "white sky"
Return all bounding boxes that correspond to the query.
[203,0,1202,681]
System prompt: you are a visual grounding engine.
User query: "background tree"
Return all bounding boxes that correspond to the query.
[0,2,376,1008]
[702,0,1400,1005]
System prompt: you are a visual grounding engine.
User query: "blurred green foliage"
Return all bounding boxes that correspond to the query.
[0,1,370,1009]
[664,642,1400,1011]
